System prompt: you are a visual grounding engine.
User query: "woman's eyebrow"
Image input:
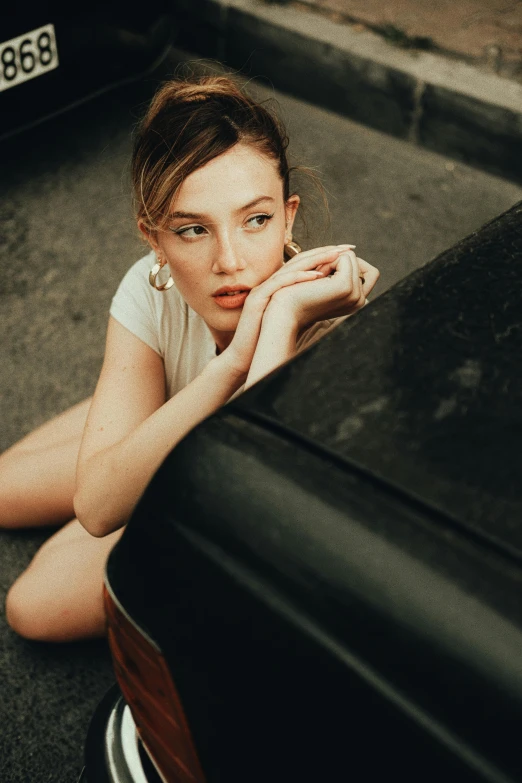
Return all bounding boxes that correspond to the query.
[169,195,275,221]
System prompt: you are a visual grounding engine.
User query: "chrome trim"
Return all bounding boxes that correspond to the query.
[121,706,150,783]
[104,695,149,783]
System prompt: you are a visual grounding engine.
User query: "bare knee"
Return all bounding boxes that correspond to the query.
[5,559,90,643]
[5,532,111,643]
[5,574,51,641]
[5,573,100,643]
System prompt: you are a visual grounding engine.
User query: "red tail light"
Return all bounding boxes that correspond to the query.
[103,583,206,783]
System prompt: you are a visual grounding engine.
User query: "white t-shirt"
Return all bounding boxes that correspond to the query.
[110,251,349,399]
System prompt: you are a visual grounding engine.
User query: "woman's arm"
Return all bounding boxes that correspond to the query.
[245,249,380,388]
[75,260,327,538]
[74,317,246,538]
[244,303,299,389]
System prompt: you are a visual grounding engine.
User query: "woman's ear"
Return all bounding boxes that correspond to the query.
[138,220,160,254]
[284,194,300,240]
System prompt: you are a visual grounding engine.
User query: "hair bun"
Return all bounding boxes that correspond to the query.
[179,91,208,104]
[144,75,246,125]
[172,76,244,105]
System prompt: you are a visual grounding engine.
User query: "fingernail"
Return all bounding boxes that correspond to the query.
[336,244,356,250]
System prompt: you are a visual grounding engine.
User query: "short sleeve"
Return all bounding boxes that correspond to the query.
[110,254,162,356]
[296,315,350,353]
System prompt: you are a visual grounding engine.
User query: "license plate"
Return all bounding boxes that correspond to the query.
[0,24,59,93]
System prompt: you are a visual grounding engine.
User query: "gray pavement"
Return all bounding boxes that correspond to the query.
[1,48,522,782]
[296,0,522,79]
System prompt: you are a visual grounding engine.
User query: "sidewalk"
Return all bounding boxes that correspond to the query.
[172,0,522,184]
[297,0,522,80]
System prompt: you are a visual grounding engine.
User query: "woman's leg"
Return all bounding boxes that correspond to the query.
[5,518,124,642]
[0,397,92,528]
[3,398,122,643]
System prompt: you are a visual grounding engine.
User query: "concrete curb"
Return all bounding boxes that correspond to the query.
[171,0,522,184]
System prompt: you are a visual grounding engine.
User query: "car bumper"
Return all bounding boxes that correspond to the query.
[80,683,160,783]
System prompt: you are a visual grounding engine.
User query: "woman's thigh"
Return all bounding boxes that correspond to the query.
[4,397,92,454]
[6,518,124,642]
[0,397,92,528]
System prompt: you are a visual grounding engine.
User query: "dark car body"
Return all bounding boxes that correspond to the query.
[1,2,173,142]
[84,202,522,782]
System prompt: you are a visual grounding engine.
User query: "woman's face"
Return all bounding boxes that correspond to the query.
[146,142,299,352]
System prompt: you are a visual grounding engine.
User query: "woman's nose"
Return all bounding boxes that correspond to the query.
[211,238,246,274]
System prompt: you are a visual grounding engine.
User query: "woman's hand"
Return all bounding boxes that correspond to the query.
[221,245,353,376]
[266,248,379,332]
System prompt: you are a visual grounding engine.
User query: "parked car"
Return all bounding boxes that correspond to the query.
[1,2,173,141]
[82,202,522,782]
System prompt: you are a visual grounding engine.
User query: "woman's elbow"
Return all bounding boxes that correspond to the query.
[73,491,116,538]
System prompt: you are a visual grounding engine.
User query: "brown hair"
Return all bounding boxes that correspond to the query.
[131,73,326,235]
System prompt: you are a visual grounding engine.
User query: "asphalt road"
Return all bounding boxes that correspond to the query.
[1,49,521,782]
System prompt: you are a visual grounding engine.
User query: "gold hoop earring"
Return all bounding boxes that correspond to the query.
[149,258,174,291]
[283,240,302,261]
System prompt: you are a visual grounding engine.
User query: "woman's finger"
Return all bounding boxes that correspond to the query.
[348,250,364,301]
[334,252,379,298]
[314,261,336,276]
[247,268,324,308]
[278,244,355,274]
[356,256,380,296]
[319,250,365,308]
[279,247,339,273]
[285,243,355,264]
[327,249,355,289]
[228,269,325,372]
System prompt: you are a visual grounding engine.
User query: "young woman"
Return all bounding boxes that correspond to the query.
[2,74,379,643]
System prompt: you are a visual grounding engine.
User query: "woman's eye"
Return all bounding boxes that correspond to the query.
[172,225,207,238]
[247,213,274,229]
[171,214,274,237]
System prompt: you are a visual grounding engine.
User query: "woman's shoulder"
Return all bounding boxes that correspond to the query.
[117,250,158,288]
[110,250,189,357]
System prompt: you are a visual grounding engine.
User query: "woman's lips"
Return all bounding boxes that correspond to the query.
[213,291,250,309]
